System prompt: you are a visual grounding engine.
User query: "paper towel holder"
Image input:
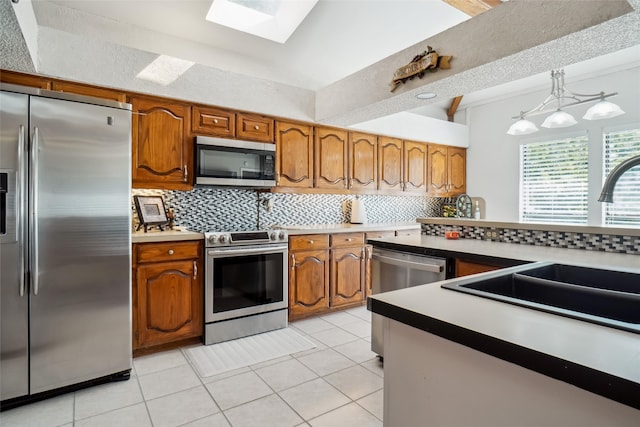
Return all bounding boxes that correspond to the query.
[350,196,367,224]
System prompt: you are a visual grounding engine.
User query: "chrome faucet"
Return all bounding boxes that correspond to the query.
[598,154,640,203]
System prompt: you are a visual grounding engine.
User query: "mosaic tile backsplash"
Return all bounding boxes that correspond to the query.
[132,188,445,233]
[421,223,640,255]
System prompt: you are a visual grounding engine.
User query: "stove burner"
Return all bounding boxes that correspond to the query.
[204,230,288,247]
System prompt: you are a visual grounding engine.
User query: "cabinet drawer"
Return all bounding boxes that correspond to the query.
[136,241,201,263]
[192,106,235,137]
[330,232,364,247]
[237,113,274,142]
[365,230,395,240]
[396,229,421,237]
[289,234,330,251]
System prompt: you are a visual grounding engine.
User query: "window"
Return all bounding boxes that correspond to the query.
[603,128,640,226]
[520,135,589,224]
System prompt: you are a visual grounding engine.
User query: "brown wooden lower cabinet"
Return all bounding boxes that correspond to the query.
[455,259,501,277]
[132,240,203,354]
[288,249,330,318]
[330,246,366,307]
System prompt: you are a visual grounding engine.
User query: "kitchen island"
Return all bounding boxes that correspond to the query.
[367,235,640,426]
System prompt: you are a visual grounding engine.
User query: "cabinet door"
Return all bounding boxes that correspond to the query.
[349,132,377,190]
[275,121,313,188]
[289,250,330,318]
[330,246,365,307]
[427,144,448,195]
[237,113,274,142]
[315,127,348,190]
[51,81,126,102]
[403,141,428,192]
[132,97,192,190]
[192,105,235,137]
[135,259,202,348]
[378,136,403,191]
[448,147,467,194]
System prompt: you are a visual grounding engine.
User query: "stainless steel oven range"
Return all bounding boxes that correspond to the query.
[204,230,288,345]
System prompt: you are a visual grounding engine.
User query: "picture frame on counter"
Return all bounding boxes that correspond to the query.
[134,195,169,232]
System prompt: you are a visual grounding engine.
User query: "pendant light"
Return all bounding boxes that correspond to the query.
[507,69,624,135]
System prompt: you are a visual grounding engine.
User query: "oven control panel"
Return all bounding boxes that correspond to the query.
[205,230,288,247]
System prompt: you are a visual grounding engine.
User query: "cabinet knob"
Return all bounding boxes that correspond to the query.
[346,238,352,242]
[309,240,314,244]
[213,119,219,124]
[168,249,174,255]
[254,125,260,130]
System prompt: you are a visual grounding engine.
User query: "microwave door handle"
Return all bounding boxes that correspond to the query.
[371,253,444,273]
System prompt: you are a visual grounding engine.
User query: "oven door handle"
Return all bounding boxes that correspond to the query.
[207,245,287,257]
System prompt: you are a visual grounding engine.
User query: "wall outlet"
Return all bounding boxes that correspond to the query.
[484,228,501,240]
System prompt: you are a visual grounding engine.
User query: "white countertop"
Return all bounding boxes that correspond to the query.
[369,234,639,271]
[368,235,640,386]
[132,228,204,243]
[276,221,419,235]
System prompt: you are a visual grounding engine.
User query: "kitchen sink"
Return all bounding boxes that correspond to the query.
[442,262,640,333]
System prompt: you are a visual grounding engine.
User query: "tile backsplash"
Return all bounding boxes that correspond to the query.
[132,188,448,233]
[421,223,640,255]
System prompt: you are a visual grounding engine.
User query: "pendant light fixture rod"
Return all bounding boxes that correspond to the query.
[510,69,619,120]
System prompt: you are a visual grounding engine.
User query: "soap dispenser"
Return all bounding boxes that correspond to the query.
[474,201,481,219]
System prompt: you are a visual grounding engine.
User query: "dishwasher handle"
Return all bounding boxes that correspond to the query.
[371,253,444,273]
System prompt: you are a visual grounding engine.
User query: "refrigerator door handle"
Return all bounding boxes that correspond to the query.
[30,127,39,296]
[18,125,26,297]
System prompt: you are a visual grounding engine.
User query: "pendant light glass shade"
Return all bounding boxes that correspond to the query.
[507,119,539,135]
[583,100,625,120]
[541,110,577,128]
[506,69,624,135]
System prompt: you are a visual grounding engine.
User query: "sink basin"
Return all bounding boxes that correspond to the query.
[442,262,640,333]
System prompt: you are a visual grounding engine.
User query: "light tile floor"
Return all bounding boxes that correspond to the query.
[0,306,383,427]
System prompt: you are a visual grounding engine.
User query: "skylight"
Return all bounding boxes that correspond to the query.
[206,0,319,43]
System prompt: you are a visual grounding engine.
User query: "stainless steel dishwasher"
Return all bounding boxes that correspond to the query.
[371,247,447,357]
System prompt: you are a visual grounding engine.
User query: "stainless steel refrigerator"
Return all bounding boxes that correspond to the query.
[1,83,132,408]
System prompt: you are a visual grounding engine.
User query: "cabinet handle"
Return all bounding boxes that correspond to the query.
[213,119,219,124]
[184,164,188,181]
[193,261,197,279]
[168,249,174,255]
[291,253,296,270]
[254,125,260,130]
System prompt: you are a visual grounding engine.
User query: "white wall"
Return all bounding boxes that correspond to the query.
[465,66,640,222]
[350,112,469,147]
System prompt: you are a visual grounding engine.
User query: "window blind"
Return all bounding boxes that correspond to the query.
[603,128,640,226]
[520,135,589,224]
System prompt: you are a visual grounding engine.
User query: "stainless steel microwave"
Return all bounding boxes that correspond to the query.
[195,136,276,187]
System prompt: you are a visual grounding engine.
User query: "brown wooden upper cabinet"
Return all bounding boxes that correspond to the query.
[348,132,377,191]
[403,141,428,193]
[428,144,467,196]
[315,127,348,190]
[51,81,127,102]
[0,70,51,89]
[237,113,274,142]
[275,121,314,188]
[378,136,403,191]
[131,96,192,190]
[191,105,235,137]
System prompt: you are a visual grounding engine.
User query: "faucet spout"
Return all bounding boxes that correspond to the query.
[598,154,640,203]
